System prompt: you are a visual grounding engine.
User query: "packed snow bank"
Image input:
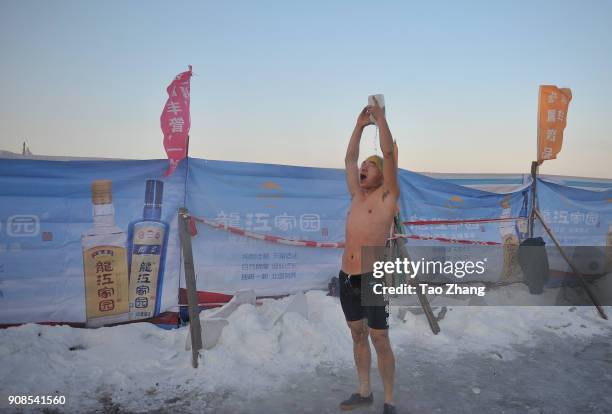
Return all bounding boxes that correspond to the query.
[0,290,610,413]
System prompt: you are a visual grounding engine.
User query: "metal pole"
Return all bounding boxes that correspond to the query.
[178,208,204,367]
[534,208,608,320]
[528,161,538,238]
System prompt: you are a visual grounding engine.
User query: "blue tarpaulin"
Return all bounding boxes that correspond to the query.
[0,157,610,324]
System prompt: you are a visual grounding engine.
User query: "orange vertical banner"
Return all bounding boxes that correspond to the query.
[537,85,572,163]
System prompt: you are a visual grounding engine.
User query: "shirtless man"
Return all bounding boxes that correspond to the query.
[339,98,399,414]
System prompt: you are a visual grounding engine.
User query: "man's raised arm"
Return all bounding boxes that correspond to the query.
[345,107,372,199]
[368,98,399,197]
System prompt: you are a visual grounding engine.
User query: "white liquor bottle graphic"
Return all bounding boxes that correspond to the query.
[81,180,129,327]
[128,179,169,320]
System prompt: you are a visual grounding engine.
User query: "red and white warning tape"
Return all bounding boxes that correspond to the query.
[191,216,517,248]
[402,217,520,226]
[395,216,520,245]
[191,216,345,248]
[391,234,501,246]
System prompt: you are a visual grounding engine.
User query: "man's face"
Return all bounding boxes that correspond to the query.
[359,160,383,190]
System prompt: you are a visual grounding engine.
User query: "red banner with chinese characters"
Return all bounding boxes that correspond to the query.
[161,66,192,176]
[537,85,572,163]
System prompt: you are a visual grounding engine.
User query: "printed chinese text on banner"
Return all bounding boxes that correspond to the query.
[161,66,192,176]
[537,85,572,163]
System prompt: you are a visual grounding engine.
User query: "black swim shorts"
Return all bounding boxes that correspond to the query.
[339,270,389,330]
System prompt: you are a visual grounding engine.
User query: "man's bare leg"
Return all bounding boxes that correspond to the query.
[348,319,371,396]
[370,327,395,405]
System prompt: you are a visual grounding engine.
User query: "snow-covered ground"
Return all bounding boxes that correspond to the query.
[1,288,611,413]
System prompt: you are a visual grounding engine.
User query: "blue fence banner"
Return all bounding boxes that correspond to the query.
[0,157,610,324]
[186,159,347,296]
[0,159,185,324]
[535,178,612,276]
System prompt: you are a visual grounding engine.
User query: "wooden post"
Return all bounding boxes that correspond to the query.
[534,208,608,320]
[178,208,203,367]
[393,215,441,334]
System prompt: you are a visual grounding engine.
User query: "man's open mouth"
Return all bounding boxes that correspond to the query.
[359,173,366,181]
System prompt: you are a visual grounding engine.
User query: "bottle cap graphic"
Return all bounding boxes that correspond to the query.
[91,180,112,205]
[145,179,164,208]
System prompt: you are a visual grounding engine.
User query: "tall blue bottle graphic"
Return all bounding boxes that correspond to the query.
[128,180,169,320]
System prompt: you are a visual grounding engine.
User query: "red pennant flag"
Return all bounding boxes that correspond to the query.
[161,66,192,176]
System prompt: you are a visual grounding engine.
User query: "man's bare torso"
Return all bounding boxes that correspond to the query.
[342,186,397,275]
